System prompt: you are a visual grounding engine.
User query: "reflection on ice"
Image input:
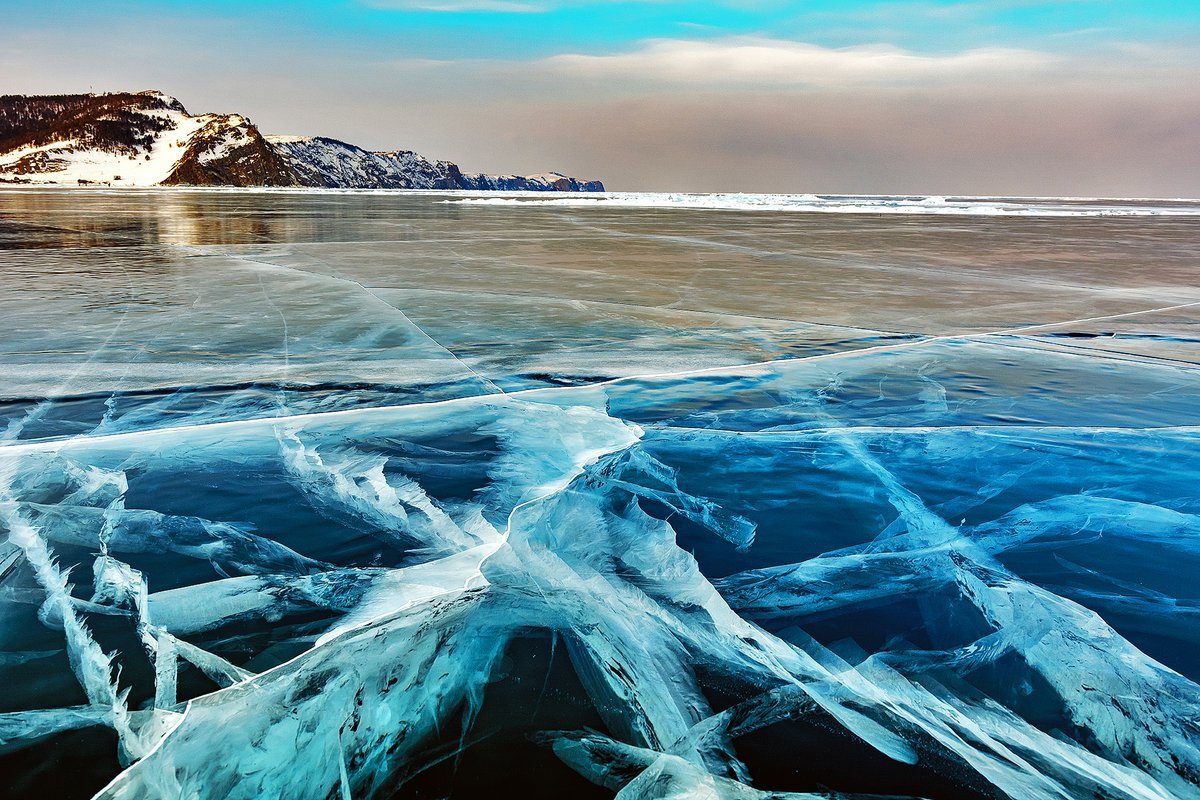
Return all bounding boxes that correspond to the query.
[1,189,1199,799]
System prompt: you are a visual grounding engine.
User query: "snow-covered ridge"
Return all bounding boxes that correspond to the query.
[266,135,465,189]
[443,191,1200,217]
[0,96,214,186]
[0,91,604,190]
[266,135,604,191]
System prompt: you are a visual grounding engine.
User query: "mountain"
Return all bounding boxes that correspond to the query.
[0,91,604,191]
[267,135,603,191]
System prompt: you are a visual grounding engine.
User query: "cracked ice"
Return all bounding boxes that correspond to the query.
[1,190,1200,800]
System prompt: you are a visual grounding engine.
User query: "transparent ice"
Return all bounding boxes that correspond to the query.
[1,189,1199,799]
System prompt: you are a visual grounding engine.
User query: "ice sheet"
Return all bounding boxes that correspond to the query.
[1,188,1198,799]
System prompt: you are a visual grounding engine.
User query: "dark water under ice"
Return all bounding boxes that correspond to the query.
[1,188,1199,800]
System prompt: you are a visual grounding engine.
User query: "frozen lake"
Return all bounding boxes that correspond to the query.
[2,188,1200,799]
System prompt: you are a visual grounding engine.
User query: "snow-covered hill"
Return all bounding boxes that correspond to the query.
[266,135,604,192]
[0,91,295,186]
[0,91,604,191]
[265,135,464,189]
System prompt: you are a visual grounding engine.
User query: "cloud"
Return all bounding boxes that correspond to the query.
[542,37,1061,87]
[446,83,1200,196]
[361,0,541,11]
[4,6,1198,196]
[360,0,672,11]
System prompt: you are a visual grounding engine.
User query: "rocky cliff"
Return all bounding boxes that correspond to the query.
[0,91,604,191]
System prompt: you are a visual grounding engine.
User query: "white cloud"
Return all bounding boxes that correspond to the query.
[543,37,1060,87]
[361,0,541,10]
[360,0,668,11]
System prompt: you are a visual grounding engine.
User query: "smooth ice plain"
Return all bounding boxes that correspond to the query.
[2,188,1200,799]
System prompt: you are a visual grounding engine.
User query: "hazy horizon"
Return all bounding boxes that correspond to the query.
[5,1,1199,195]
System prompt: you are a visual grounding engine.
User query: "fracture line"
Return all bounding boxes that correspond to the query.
[563,217,1200,304]
[991,336,1200,372]
[373,284,917,336]
[3,255,139,440]
[649,424,1200,437]
[5,299,1200,456]
[210,249,507,396]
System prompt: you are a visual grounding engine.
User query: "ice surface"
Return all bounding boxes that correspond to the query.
[1,188,1199,799]
[443,192,1200,217]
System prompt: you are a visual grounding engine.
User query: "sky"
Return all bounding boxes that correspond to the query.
[3,0,1199,195]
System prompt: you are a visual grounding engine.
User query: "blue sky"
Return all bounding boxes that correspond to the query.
[17,0,1199,56]
[5,0,1199,194]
